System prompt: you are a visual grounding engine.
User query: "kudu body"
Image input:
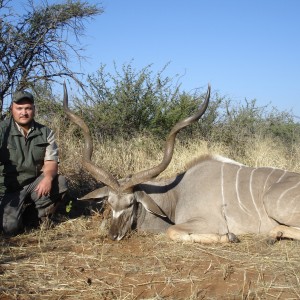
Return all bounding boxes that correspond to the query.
[63,84,300,244]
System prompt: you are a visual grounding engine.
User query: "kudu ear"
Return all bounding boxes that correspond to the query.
[135,191,167,218]
[78,186,109,201]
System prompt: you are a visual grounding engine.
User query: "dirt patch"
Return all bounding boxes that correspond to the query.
[1,213,300,299]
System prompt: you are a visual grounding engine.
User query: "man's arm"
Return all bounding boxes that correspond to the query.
[35,129,59,198]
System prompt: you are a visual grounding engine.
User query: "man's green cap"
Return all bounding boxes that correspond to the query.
[13,90,34,104]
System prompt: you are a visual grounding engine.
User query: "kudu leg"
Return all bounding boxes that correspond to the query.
[267,225,300,244]
[166,223,239,244]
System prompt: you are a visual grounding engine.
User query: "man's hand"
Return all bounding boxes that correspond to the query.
[35,176,53,198]
[35,160,58,198]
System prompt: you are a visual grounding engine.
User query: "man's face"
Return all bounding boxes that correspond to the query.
[11,99,35,127]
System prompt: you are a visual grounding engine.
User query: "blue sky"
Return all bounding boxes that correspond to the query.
[75,0,300,119]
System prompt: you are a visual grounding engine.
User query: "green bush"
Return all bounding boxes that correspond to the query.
[30,63,299,161]
[73,62,216,139]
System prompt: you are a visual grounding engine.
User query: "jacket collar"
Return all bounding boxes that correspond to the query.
[9,117,41,138]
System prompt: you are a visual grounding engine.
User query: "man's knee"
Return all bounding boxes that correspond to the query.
[1,194,25,236]
[37,190,67,218]
[3,213,22,236]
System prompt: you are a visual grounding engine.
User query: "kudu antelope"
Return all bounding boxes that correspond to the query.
[63,84,300,244]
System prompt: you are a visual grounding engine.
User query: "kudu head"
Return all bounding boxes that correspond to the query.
[63,83,210,240]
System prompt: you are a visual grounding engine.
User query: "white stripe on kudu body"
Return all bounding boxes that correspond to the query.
[263,168,276,193]
[249,168,262,223]
[278,180,300,202]
[235,166,251,216]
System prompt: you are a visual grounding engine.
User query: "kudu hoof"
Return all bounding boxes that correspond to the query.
[227,232,240,243]
[266,231,284,245]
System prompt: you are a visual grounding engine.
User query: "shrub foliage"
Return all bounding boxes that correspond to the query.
[33,62,300,160]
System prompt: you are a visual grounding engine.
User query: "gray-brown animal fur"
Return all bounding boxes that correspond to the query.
[63,83,300,244]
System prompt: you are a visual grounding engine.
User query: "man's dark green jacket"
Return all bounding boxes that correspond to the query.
[0,117,51,193]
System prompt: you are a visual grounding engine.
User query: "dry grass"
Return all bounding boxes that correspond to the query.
[58,131,300,181]
[2,125,300,299]
[1,212,300,299]
[241,136,300,172]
